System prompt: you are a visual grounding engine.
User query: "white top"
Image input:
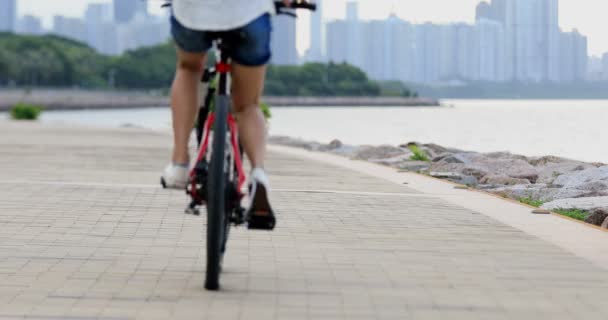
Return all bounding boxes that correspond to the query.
[173,0,275,31]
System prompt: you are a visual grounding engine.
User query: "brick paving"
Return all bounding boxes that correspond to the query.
[1,121,607,320]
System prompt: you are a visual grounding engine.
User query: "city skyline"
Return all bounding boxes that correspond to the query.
[12,0,608,56]
[324,0,589,84]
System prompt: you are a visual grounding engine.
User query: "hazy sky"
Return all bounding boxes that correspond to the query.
[17,0,608,56]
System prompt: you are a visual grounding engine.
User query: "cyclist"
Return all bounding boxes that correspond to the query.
[161,0,289,226]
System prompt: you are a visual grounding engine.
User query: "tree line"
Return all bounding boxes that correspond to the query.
[0,33,414,97]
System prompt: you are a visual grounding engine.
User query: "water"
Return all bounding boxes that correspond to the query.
[5,99,607,163]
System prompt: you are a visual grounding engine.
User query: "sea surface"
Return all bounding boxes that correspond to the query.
[3,99,607,163]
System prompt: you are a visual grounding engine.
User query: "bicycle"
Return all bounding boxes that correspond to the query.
[162,0,317,291]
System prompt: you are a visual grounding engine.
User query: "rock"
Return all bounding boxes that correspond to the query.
[431,152,539,183]
[528,155,570,166]
[396,161,430,172]
[552,166,608,189]
[430,172,462,179]
[369,154,413,165]
[584,209,608,226]
[532,156,597,184]
[457,175,479,187]
[485,151,528,162]
[574,190,608,198]
[319,139,348,152]
[480,174,531,186]
[354,145,408,161]
[433,154,465,164]
[328,145,358,157]
[327,139,343,149]
[462,166,489,180]
[418,146,438,160]
[541,197,608,211]
[490,184,549,200]
[400,142,419,148]
[423,143,462,154]
[601,217,608,229]
[421,143,449,154]
[489,183,592,203]
[268,136,321,150]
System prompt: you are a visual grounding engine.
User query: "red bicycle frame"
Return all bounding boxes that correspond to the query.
[189,61,247,201]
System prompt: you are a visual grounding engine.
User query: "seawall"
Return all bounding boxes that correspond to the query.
[0,89,440,110]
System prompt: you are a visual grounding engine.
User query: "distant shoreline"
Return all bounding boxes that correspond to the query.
[0,89,441,111]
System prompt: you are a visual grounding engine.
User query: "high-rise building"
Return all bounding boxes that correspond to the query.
[476,2,492,21]
[559,31,575,82]
[364,20,389,80]
[0,0,17,32]
[86,3,114,53]
[559,29,587,82]
[346,1,358,21]
[327,1,364,67]
[53,16,87,43]
[326,20,349,64]
[327,14,413,82]
[18,15,43,35]
[476,19,506,81]
[455,24,479,81]
[136,1,149,18]
[543,0,560,82]
[413,23,442,83]
[87,3,114,24]
[271,15,298,65]
[572,30,588,81]
[113,0,146,24]
[485,0,560,82]
[439,23,481,82]
[602,53,608,81]
[307,0,325,62]
[386,16,414,82]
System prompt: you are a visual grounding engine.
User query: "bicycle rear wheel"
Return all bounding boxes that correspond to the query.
[205,95,230,291]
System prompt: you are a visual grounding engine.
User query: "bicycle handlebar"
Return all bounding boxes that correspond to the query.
[161,1,317,12]
[274,1,317,11]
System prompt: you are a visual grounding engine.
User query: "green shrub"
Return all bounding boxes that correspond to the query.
[408,145,429,162]
[10,103,43,120]
[553,209,589,221]
[260,102,272,120]
[518,196,544,208]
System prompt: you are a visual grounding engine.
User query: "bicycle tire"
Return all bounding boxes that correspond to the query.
[205,95,229,291]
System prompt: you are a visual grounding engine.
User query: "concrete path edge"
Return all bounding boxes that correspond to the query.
[269,144,608,271]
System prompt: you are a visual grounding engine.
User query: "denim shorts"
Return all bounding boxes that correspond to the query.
[170,14,272,66]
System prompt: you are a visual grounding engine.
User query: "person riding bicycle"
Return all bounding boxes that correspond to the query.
[161,0,290,224]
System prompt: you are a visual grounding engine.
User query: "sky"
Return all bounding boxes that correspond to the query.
[16,0,608,56]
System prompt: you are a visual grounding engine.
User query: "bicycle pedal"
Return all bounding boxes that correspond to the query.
[184,207,200,215]
[247,215,276,231]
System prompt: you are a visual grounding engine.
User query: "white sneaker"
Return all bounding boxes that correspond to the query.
[246,168,276,230]
[160,163,189,190]
[249,168,271,193]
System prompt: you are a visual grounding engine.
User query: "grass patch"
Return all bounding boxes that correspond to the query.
[553,209,589,221]
[260,102,272,120]
[408,145,430,162]
[519,196,545,208]
[10,103,43,120]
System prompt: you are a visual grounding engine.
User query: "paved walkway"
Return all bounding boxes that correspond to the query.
[1,121,608,320]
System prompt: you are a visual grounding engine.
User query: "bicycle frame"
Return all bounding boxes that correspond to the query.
[189,41,247,205]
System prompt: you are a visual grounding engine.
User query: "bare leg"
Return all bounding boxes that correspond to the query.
[170,49,207,164]
[231,63,267,169]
